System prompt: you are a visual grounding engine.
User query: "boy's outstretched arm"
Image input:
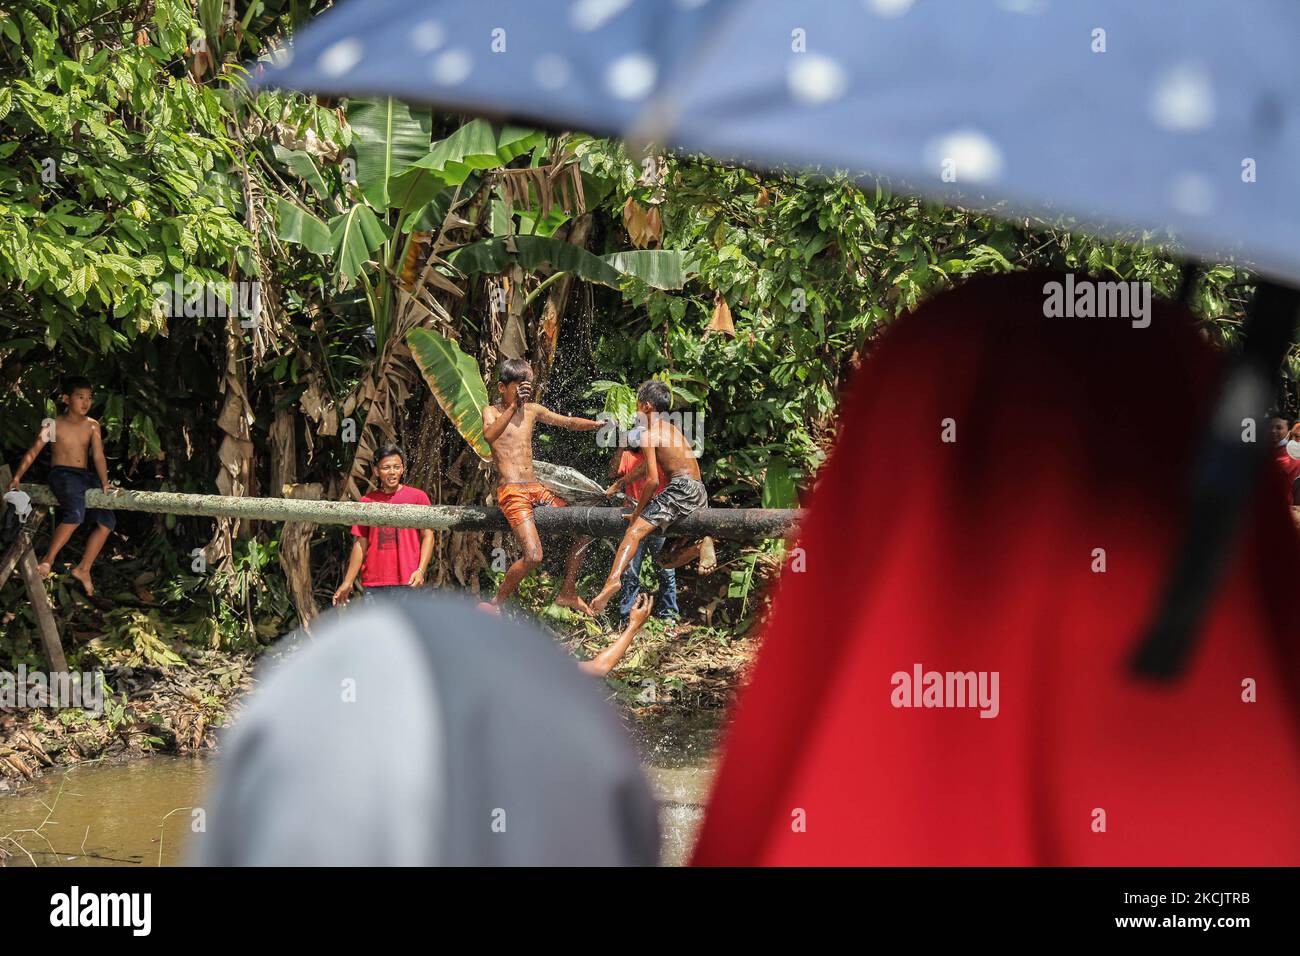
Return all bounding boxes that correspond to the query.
[579,594,654,677]
[7,429,50,489]
[605,459,648,499]
[90,420,110,491]
[534,405,602,431]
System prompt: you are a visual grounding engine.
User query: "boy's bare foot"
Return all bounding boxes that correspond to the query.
[553,593,595,616]
[589,579,620,615]
[35,562,51,578]
[477,601,501,615]
[69,566,94,596]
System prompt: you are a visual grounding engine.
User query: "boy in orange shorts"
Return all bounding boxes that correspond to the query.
[481,358,603,614]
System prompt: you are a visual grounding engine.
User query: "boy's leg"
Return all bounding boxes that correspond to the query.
[489,518,544,608]
[37,522,79,576]
[647,537,679,620]
[69,522,111,596]
[590,517,658,614]
[659,540,701,570]
[553,536,595,615]
[617,537,650,624]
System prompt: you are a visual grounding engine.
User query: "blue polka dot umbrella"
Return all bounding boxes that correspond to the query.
[255,0,1300,283]
[256,0,1300,676]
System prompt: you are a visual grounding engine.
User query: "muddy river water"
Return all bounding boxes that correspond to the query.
[0,712,720,867]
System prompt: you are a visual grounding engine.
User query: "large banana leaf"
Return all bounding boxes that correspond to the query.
[414,119,499,184]
[272,144,328,198]
[602,250,688,290]
[410,120,546,185]
[328,204,390,286]
[387,164,448,234]
[448,236,617,285]
[497,126,546,163]
[347,97,433,209]
[407,327,492,460]
[274,197,332,256]
[449,237,689,290]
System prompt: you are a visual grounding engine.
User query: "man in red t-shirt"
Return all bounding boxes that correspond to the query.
[333,444,434,604]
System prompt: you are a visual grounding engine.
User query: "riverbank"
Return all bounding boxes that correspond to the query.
[2,586,758,790]
[0,647,255,789]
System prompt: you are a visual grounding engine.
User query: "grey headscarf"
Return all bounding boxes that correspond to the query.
[194,592,658,865]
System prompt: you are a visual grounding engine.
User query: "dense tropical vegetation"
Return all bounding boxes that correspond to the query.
[0,0,1287,680]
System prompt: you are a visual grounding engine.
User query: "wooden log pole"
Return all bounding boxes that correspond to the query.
[18,484,799,542]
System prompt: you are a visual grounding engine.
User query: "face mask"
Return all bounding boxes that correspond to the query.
[1287,439,1300,460]
[626,426,645,448]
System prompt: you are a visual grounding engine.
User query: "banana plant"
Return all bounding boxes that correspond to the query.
[407,327,492,460]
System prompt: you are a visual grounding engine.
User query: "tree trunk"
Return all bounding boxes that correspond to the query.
[20,484,798,541]
[534,212,594,385]
[270,401,319,627]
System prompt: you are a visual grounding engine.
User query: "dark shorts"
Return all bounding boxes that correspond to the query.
[48,466,115,530]
[640,475,707,531]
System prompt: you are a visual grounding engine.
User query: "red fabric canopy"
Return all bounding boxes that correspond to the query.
[693,271,1300,866]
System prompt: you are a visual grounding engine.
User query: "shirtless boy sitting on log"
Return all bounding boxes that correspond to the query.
[589,380,707,615]
[7,376,115,596]
[480,358,603,615]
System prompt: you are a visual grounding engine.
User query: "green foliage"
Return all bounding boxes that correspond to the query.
[0,1,1281,665]
[90,609,185,669]
[574,146,1268,505]
[0,1,249,340]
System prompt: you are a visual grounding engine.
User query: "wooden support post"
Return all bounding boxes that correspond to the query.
[0,507,45,592]
[0,466,67,673]
[19,544,68,673]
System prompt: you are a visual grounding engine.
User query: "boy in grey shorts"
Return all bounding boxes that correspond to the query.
[589,381,707,615]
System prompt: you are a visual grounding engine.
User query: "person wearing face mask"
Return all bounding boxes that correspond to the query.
[604,425,679,630]
[1270,415,1300,505]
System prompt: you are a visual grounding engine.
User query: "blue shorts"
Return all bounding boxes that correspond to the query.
[48,466,115,530]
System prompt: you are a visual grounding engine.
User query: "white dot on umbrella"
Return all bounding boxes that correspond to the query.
[571,0,633,32]
[788,55,848,105]
[924,129,1004,183]
[269,45,293,69]
[1150,62,1215,131]
[317,38,363,77]
[606,53,657,100]
[995,0,1048,13]
[1169,172,1214,216]
[432,49,473,86]
[411,20,445,53]
[863,0,915,16]
[535,55,572,90]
